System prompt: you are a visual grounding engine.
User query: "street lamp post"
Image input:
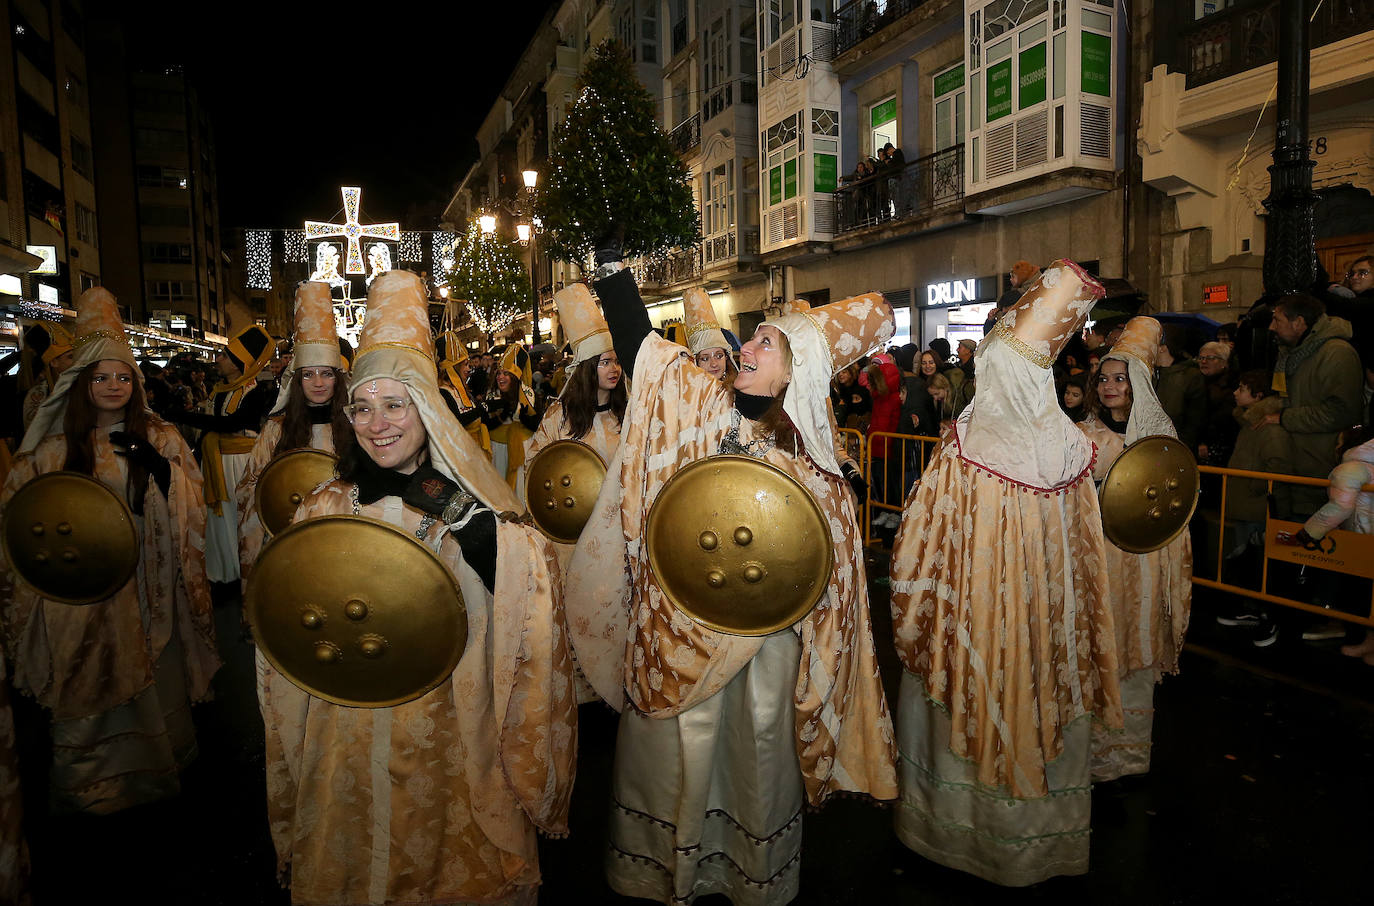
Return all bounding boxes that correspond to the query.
[520,169,540,345]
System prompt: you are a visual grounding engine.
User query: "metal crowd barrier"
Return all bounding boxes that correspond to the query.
[847,429,1374,628]
[1193,464,1374,629]
[860,430,941,550]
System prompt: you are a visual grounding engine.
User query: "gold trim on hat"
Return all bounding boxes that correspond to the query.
[568,326,611,348]
[74,329,124,348]
[356,341,435,362]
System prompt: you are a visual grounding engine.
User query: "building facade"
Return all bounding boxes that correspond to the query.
[1139,0,1374,321]
[0,0,100,325]
[87,19,231,340]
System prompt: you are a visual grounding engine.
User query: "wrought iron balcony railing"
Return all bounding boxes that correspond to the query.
[835,0,929,57]
[832,143,964,235]
[1181,0,1372,89]
[669,112,701,155]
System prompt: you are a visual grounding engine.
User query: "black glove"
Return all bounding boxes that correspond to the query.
[402,465,475,522]
[841,461,868,504]
[110,430,171,500]
[1294,528,1323,551]
[402,465,498,594]
[593,225,625,267]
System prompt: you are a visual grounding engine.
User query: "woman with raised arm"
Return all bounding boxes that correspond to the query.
[564,243,892,906]
[889,261,1123,886]
[235,282,353,582]
[256,270,575,906]
[3,287,219,815]
[1077,316,1192,782]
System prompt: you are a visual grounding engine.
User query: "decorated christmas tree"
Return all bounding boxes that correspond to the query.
[537,40,700,264]
[442,219,531,340]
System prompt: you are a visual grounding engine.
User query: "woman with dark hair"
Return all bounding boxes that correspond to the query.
[864,352,903,529]
[1078,316,1192,783]
[19,323,74,429]
[483,343,542,488]
[235,283,353,582]
[257,270,575,906]
[683,286,737,381]
[565,248,894,905]
[3,287,219,815]
[435,332,491,456]
[521,285,625,514]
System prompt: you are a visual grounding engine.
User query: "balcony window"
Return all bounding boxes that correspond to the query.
[933,65,966,153]
[75,204,98,246]
[870,96,897,157]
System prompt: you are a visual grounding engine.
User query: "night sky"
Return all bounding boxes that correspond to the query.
[110,1,558,230]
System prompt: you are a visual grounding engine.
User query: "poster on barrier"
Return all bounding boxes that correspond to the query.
[1265,519,1374,579]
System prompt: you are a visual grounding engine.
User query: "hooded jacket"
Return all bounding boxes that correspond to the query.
[1225,395,1293,523]
[1274,314,1365,516]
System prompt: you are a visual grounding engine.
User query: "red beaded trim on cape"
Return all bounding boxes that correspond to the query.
[950,422,1097,496]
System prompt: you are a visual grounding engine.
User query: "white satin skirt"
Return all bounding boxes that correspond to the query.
[606,630,804,906]
[895,671,1092,887]
[49,621,195,815]
[1090,668,1155,782]
[204,450,250,583]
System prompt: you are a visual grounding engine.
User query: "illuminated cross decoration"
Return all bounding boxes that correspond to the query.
[304,186,400,275]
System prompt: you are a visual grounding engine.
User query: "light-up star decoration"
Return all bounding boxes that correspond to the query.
[305,187,400,274]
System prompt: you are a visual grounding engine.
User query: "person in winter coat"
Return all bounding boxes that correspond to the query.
[1262,294,1365,518]
[1223,370,1293,547]
[863,353,903,528]
[1197,341,1240,465]
[1154,327,1208,454]
[1291,427,1374,665]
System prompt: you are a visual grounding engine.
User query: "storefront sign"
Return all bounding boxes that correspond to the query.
[1203,283,1230,305]
[1019,43,1046,109]
[987,60,1013,122]
[814,153,837,193]
[25,246,57,275]
[934,64,964,98]
[1082,32,1112,97]
[769,167,782,206]
[926,278,978,307]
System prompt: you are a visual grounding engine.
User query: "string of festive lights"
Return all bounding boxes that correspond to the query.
[443,219,529,336]
[399,231,423,263]
[245,229,273,290]
[282,230,307,263]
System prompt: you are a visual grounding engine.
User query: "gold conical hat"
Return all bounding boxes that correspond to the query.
[555,284,612,366]
[683,287,729,356]
[291,282,343,370]
[991,259,1104,367]
[1107,316,1161,371]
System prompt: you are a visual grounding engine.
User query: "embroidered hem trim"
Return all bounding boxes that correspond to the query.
[991,319,1055,369]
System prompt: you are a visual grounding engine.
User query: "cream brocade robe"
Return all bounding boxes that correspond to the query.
[520,400,622,574]
[888,423,1123,798]
[257,480,577,906]
[1077,417,1193,680]
[235,417,335,583]
[566,334,897,807]
[0,419,220,722]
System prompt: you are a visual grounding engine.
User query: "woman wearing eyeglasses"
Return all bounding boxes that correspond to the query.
[235,283,353,583]
[256,271,575,906]
[1195,340,1239,465]
[2,287,219,815]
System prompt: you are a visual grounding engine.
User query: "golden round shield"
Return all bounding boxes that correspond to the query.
[0,471,139,605]
[245,515,468,708]
[524,440,607,544]
[646,455,834,636]
[1099,434,1200,553]
[254,448,338,536]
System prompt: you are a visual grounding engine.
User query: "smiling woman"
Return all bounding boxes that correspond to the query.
[254,270,576,906]
[564,251,897,905]
[3,287,219,817]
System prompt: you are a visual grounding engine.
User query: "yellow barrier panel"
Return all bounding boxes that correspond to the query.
[861,430,941,550]
[1193,463,1374,628]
